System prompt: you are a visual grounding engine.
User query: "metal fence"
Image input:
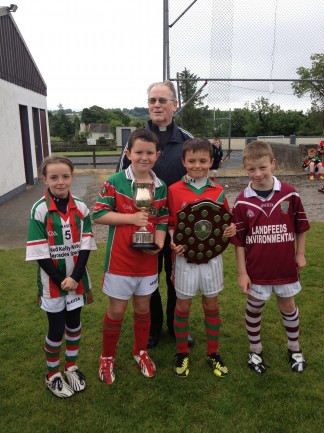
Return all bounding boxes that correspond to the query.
[164,0,324,177]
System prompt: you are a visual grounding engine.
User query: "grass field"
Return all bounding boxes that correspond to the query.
[1,223,323,433]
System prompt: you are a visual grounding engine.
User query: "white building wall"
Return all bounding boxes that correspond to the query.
[0,78,50,198]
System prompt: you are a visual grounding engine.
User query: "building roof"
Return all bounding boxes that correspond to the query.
[0,7,47,95]
[86,123,109,133]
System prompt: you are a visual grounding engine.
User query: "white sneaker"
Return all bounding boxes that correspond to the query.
[65,366,86,392]
[134,350,156,378]
[288,350,306,373]
[247,352,266,374]
[45,372,74,398]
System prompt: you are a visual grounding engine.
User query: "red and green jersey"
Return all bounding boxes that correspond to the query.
[168,175,230,231]
[93,167,168,276]
[26,190,97,303]
[231,177,310,285]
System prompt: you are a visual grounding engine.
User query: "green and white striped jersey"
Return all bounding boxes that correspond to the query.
[26,190,97,303]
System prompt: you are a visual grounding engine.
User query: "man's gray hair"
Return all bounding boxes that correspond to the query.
[147,80,177,100]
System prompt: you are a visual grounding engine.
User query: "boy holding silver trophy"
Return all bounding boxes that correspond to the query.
[93,129,168,384]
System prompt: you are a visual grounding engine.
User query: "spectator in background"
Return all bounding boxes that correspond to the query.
[317,140,324,192]
[302,147,324,181]
[209,137,224,180]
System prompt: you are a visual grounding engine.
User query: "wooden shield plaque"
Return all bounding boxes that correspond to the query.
[174,199,232,264]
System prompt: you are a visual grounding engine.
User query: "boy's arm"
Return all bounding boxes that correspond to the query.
[94,210,148,227]
[93,178,146,227]
[141,229,167,256]
[295,232,306,270]
[167,187,185,256]
[235,246,251,295]
[154,229,167,250]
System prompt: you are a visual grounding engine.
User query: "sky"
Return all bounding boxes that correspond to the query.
[13,0,163,111]
[11,0,324,112]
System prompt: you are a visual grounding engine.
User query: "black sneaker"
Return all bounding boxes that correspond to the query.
[288,349,306,373]
[247,352,266,374]
[207,353,228,377]
[174,353,189,377]
[147,334,159,349]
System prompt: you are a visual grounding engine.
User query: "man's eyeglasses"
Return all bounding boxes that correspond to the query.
[147,97,175,105]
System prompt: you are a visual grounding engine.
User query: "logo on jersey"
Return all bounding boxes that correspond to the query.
[280,201,289,214]
[100,181,111,197]
[149,206,158,217]
[246,209,255,218]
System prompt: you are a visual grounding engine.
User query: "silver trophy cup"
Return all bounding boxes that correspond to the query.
[131,181,157,249]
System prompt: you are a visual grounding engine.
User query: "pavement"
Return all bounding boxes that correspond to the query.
[0,172,99,250]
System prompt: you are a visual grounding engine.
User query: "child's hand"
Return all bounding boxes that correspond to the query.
[224,222,236,238]
[132,210,149,227]
[141,241,164,255]
[61,277,78,291]
[170,240,185,256]
[142,247,160,255]
[237,273,251,295]
[295,253,306,270]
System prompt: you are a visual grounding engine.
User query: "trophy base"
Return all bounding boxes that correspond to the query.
[130,243,159,250]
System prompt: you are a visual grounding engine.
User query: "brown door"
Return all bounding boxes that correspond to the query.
[40,109,49,157]
[32,108,43,167]
[19,104,34,185]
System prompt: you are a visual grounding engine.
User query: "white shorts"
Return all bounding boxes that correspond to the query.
[248,281,302,301]
[102,272,158,300]
[40,293,85,313]
[174,255,224,299]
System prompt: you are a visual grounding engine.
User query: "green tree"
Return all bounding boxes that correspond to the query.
[80,106,132,138]
[231,108,251,136]
[130,118,146,128]
[48,104,75,142]
[292,54,324,133]
[106,109,131,126]
[292,54,324,108]
[81,105,108,124]
[123,107,149,121]
[178,68,213,136]
[296,106,324,135]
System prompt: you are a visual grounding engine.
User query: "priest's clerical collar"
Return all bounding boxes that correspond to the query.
[151,121,173,133]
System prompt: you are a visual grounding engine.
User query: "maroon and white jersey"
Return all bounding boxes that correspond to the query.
[231,177,310,285]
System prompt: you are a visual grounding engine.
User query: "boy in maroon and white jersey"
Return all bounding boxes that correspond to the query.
[93,129,168,384]
[231,141,310,374]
